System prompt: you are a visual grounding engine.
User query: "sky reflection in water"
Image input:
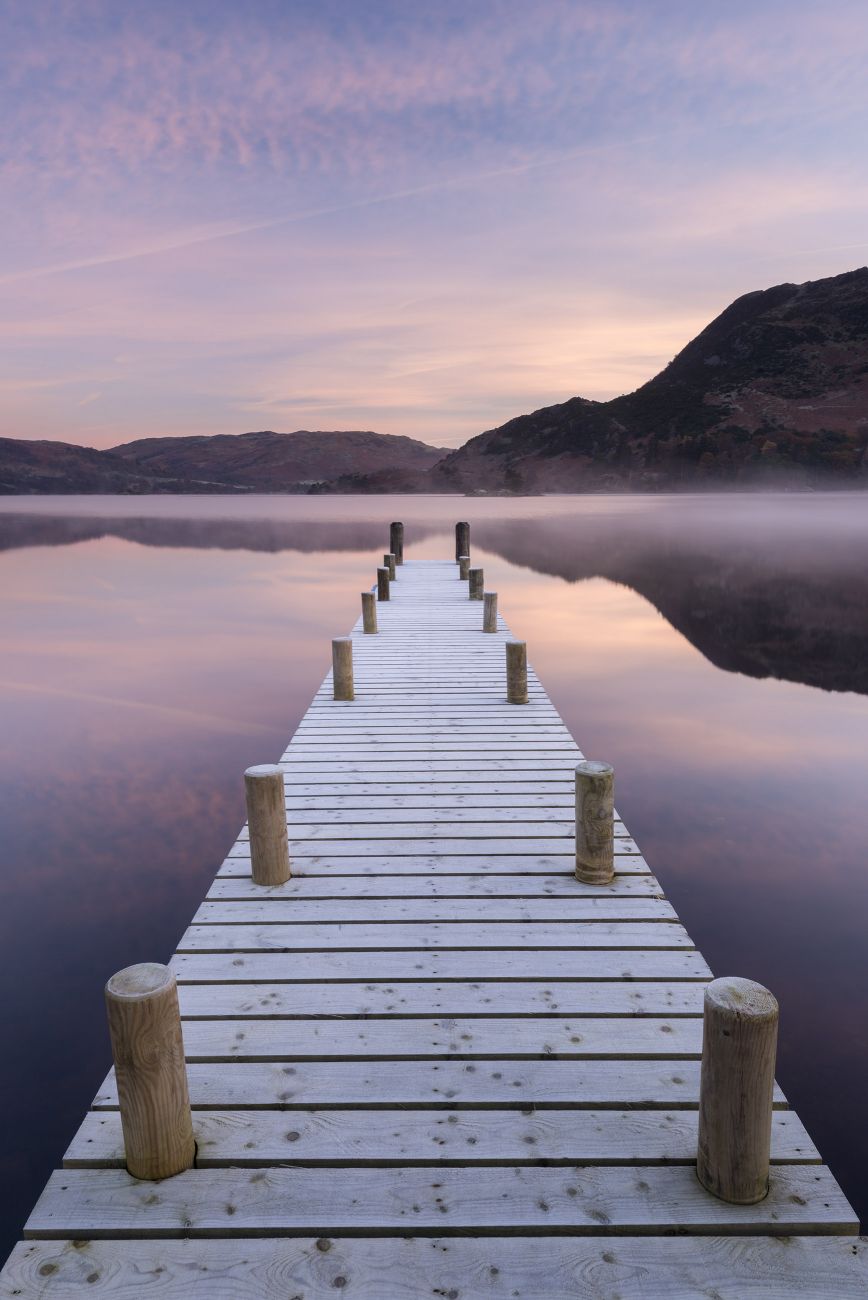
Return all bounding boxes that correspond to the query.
[0,493,867,1254]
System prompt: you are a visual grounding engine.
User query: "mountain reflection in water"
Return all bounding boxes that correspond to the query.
[2,496,867,695]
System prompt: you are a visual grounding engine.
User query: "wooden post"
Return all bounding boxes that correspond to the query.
[105,963,195,1182]
[377,567,390,601]
[390,522,404,565]
[574,760,614,885]
[244,764,291,885]
[469,567,484,600]
[361,590,377,634]
[458,555,470,580]
[455,521,470,561]
[332,637,354,700]
[506,640,528,704]
[697,977,779,1205]
[483,591,498,632]
[384,552,396,580]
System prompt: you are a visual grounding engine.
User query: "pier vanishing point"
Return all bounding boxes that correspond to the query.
[2,524,867,1298]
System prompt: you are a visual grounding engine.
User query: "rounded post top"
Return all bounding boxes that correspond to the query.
[245,763,283,780]
[506,638,526,648]
[332,636,352,646]
[576,760,614,778]
[106,962,174,1002]
[390,521,403,527]
[484,590,496,597]
[705,976,778,1022]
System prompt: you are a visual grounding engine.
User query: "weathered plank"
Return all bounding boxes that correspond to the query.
[93,1058,784,1108]
[177,921,693,952]
[169,1014,706,1060]
[176,979,709,1019]
[171,948,711,982]
[206,872,666,900]
[193,898,676,924]
[65,1107,817,1168]
[7,1235,868,1298]
[24,1165,851,1238]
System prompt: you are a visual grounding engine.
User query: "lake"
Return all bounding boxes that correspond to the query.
[1,491,867,1256]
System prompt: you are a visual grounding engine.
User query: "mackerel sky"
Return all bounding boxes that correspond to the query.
[3,0,868,448]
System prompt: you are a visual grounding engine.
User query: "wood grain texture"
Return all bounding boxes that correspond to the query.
[104,965,194,1182]
[6,1235,868,1298]
[244,766,291,887]
[24,1164,853,1238]
[92,1058,787,1109]
[65,1107,817,1169]
[697,977,779,1204]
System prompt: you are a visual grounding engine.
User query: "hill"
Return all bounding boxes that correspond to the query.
[431,268,868,492]
[0,430,447,494]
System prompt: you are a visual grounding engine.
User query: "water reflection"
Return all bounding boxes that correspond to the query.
[3,495,867,694]
[0,493,866,1255]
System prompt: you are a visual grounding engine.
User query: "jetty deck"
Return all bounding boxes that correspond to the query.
[2,554,867,1296]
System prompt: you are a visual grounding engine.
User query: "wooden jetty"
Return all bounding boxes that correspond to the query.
[2,533,867,1297]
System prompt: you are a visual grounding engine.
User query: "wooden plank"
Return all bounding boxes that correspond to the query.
[93,1058,783,1108]
[171,1015,705,1060]
[218,853,652,877]
[171,949,711,983]
[226,839,643,858]
[7,1235,868,1298]
[206,873,666,900]
[176,979,709,1019]
[193,898,676,924]
[241,822,632,840]
[65,1107,817,1168]
[177,921,693,952]
[24,1165,852,1238]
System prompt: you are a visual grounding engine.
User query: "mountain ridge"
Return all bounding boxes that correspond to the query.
[2,268,868,493]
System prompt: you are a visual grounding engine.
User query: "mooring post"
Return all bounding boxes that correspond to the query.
[506,639,528,703]
[697,976,779,1205]
[244,764,291,885]
[469,567,484,600]
[104,963,195,1182]
[483,591,498,632]
[384,552,396,580]
[458,555,470,580]
[332,636,354,700]
[377,567,390,601]
[390,522,404,565]
[455,521,470,561]
[361,590,378,634]
[574,760,615,885]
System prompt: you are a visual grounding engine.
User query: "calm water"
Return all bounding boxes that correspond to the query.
[1,492,867,1256]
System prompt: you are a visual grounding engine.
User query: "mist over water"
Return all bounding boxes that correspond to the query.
[1,492,867,1256]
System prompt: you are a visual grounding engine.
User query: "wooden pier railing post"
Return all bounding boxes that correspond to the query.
[377,567,390,601]
[458,555,470,581]
[390,521,404,565]
[697,977,779,1205]
[506,639,528,704]
[361,590,378,634]
[469,567,484,600]
[104,963,195,1182]
[244,764,291,885]
[483,591,498,632]
[384,552,396,580]
[332,637,354,700]
[574,760,615,885]
[455,521,470,561]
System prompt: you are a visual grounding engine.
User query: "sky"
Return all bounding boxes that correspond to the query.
[2,0,868,450]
